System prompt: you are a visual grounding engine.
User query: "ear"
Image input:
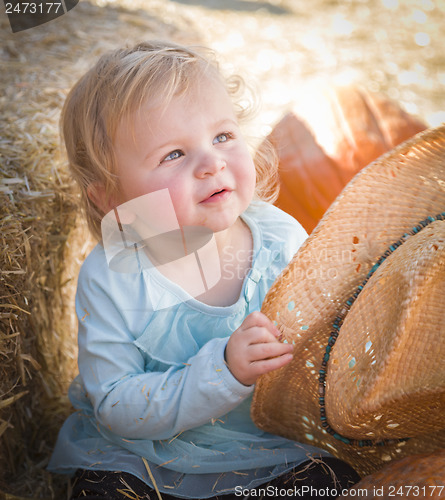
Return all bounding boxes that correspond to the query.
[87,182,114,215]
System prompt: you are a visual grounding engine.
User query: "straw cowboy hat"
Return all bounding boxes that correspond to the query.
[251,124,445,477]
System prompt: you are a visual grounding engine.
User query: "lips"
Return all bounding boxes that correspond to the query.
[201,187,231,203]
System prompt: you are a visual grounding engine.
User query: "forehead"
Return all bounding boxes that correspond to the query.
[154,77,233,116]
[116,77,236,141]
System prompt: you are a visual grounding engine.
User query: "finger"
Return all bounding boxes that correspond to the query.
[242,325,280,346]
[248,340,293,363]
[251,352,294,378]
[243,311,280,336]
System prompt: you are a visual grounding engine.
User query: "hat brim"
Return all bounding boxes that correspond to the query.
[251,125,445,476]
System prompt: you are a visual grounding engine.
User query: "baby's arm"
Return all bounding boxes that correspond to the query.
[76,277,252,442]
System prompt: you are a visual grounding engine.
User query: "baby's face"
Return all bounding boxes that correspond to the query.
[112,78,256,234]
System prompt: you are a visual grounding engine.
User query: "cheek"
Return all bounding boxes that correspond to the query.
[120,172,180,203]
[165,182,191,220]
[119,184,146,203]
[117,172,156,203]
[239,154,257,197]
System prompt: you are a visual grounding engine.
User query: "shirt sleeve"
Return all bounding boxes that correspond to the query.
[76,262,253,442]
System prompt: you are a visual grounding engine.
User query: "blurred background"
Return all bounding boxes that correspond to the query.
[2,0,445,135]
[1,0,445,498]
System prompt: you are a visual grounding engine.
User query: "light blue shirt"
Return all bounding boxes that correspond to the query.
[48,202,330,498]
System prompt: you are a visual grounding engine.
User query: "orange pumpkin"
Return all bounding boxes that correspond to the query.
[265,86,426,233]
[339,449,445,499]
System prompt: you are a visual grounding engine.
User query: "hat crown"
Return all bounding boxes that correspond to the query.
[327,220,445,440]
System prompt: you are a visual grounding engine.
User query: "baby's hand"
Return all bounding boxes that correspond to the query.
[225,311,293,386]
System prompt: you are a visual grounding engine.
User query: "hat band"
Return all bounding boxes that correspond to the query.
[318,211,445,447]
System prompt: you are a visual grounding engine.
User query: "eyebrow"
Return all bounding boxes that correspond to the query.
[213,118,239,129]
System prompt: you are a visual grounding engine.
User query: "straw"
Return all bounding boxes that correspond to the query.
[0,2,201,497]
[142,458,163,500]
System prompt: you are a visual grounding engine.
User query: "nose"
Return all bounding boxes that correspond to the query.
[194,150,226,178]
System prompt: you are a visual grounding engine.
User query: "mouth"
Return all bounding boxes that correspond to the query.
[201,188,231,203]
[211,189,225,197]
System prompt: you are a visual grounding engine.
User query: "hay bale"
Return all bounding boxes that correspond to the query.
[0,69,81,498]
[0,2,200,497]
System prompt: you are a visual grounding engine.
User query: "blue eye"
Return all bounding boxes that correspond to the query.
[162,150,183,163]
[213,132,233,144]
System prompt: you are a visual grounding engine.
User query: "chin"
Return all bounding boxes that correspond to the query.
[210,212,242,233]
[206,219,232,234]
[184,206,245,233]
